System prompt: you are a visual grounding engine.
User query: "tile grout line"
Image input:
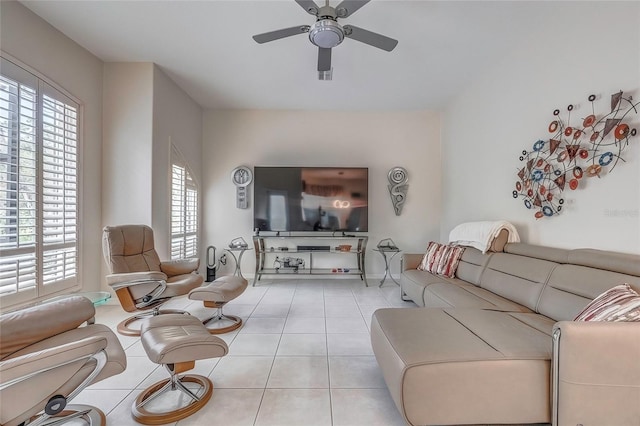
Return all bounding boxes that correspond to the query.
[251,280,294,426]
[324,283,334,426]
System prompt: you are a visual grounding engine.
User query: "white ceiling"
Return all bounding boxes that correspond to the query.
[21,0,558,110]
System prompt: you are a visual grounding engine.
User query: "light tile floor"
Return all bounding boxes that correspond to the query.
[77,279,415,426]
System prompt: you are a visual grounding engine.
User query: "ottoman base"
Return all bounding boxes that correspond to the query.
[132,374,212,425]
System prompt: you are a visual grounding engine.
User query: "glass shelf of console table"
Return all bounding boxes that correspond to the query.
[253,234,368,286]
[263,248,363,254]
[257,267,362,275]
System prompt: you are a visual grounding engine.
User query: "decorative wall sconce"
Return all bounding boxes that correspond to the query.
[387,167,408,216]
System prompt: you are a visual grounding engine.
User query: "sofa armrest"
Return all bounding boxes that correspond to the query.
[106,271,171,311]
[0,335,107,388]
[402,253,423,271]
[105,271,167,289]
[160,258,200,277]
[552,321,640,426]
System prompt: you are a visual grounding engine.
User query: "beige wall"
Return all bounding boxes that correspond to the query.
[152,65,203,260]
[441,2,640,253]
[102,63,154,227]
[202,110,441,277]
[102,63,203,265]
[0,1,105,293]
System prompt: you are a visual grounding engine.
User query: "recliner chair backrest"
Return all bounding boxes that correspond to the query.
[0,296,95,359]
[103,225,162,274]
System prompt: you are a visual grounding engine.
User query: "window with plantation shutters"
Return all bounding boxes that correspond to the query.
[0,57,80,306]
[170,147,198,260]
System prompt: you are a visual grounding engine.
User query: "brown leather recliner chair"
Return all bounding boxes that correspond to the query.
[102,224,204,336]
[0,296,127,426]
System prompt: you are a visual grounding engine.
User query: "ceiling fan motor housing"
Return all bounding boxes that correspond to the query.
[309,18,344,48]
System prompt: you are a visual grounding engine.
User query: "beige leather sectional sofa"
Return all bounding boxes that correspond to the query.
[371,243,640,426]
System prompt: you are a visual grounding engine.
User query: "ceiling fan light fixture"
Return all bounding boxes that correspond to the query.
[318,68,333,80]
[308,19,344,48]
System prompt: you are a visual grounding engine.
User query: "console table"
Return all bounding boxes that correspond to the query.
[252,235,368,286]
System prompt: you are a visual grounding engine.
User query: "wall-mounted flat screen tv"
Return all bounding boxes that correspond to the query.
[253,167,368,232]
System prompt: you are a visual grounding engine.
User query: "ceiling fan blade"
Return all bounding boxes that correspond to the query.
[343,25,398,52]
[295,0,320,16]
[335,0,370,18]
[253,25,310,44]
[318,47,332,72]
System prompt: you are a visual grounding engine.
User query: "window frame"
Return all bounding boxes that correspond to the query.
[0,53,83,308]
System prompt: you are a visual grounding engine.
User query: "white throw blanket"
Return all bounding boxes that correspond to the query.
[448,221,520,253]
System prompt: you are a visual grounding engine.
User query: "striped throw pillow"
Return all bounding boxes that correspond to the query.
[574,284,640,322]
[417,242,466,278]
[436,245,466,278]
[417,241,443,273]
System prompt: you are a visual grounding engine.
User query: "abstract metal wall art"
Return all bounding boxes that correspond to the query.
[513,91,638,219]
[388,167,408,216]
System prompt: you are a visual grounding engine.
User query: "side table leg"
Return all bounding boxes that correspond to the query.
[378,251,401,287]
[378,252,391,287]
[236,249,246,279]
[401,288,411,301]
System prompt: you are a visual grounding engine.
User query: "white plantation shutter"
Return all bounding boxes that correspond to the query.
[41,92,78,286]
[0,57,79,306]
[171,163,185,258]
[184,171,198,257]
[171,147,198,259]
[0,70,38,299]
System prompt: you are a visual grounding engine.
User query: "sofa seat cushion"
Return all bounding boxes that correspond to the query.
[400,270,449,307]
[371,307,551,425]
[423,280,533,312]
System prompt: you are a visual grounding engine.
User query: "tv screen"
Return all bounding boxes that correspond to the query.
[253,167,368,232]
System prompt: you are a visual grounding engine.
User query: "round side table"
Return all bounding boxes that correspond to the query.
[224,247,252,279]
[373,247,401,287]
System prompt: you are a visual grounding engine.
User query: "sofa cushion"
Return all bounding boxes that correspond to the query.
[504,242,570,263]
[454,247,493,286]
[480,252,558,312]
[371,307,551,425]
[538,264,640,321]
[569,248,640,277]
[574,284,640,322]
[423,280,532,312]
[400,269,448,307]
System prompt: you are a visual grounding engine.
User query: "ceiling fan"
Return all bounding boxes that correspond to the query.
[252,0,398,80]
